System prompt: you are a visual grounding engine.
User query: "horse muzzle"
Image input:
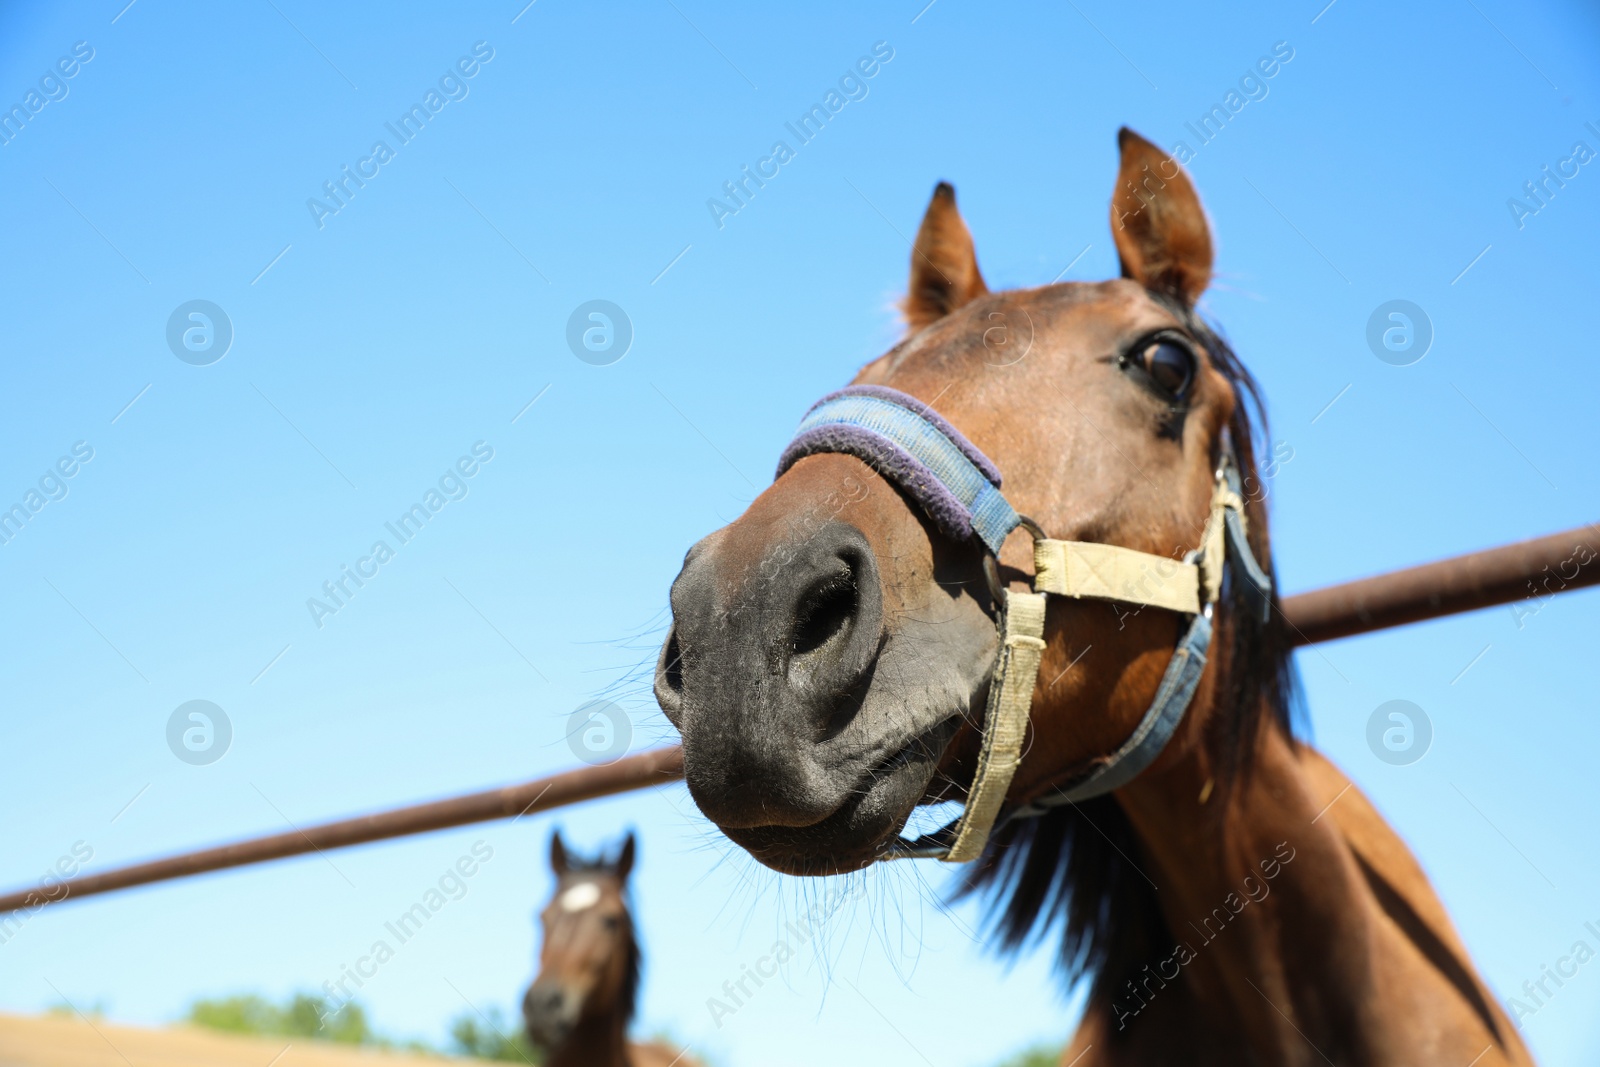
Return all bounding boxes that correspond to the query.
[522,978,582,1050]
[658,520,889,824]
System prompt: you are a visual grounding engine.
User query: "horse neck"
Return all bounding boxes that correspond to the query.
[547,1004,631,1067]
[548,930,639,1067]
[1112,704,1382,1060]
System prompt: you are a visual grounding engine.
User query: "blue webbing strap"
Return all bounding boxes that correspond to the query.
[1018,459,1269,813]
[1046,611,1212,805]
[1222,463,1274,623]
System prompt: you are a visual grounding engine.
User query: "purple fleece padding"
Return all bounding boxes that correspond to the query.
[774,385,1003,544]
[778,423,975,543]
[814,385,1004,485]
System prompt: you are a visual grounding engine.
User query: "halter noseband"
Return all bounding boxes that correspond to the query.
[776,385,1272,863]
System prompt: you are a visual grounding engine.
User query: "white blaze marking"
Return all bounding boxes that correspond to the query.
[559,882,602,913]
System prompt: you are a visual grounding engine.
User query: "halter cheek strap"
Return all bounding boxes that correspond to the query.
[777,385,1272,863]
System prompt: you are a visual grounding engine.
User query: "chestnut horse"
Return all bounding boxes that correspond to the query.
[522,832,694,1067]
[655,129,1533,1064]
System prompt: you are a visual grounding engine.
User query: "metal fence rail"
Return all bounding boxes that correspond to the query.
[1282,525,1597,645]
[3,524,1595,916]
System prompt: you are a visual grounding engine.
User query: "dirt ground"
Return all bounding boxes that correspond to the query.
[0,1013,480,1067]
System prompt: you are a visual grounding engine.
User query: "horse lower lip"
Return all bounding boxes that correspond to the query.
[795,717,958,827]
[877,716,960,775]
[846,716,960,818]
[718,717,959,873]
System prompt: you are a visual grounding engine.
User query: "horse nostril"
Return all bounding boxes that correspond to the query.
[523,984,563,1017]
[655,624,687,726]
[662,629,684,692]
[791,566,858,658]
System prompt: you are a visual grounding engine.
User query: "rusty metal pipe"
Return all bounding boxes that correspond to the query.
[0,747,684,916]
[1279,524,1598,645]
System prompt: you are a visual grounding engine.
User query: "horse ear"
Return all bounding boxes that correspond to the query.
[902,182,988,330]
[1109,127,1213,307]
[550,830,569,876]
[614,832,636,882]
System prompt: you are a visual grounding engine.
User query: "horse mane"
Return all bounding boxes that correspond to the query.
[955,296,1303,1004]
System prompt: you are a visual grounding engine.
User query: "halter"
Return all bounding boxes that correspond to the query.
[776,385,1273,863]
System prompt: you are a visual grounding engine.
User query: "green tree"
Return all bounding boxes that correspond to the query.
[994,1045,1064,1067]
[185,991,542,1059]
[449,1006,541,1063]
[310,998,377,1044]
[185,993,376,1044]
[186,994,284,1035]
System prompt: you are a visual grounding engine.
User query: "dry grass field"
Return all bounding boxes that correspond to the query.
[0,1013,485,1067]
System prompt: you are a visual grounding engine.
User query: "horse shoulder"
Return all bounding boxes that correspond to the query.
[1297,746,1467,958]
[1063,986,1252,1065]
[1297,744,1532,1063]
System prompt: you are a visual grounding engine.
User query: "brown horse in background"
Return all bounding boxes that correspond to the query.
[522,832,694,1067]
[655,129,1534,1064]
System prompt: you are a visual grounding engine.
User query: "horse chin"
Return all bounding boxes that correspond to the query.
[524,1018,569,1053]
[714,716,960,876]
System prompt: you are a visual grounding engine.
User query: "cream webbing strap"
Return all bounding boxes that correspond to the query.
[943,590,1047,863]
[1032,540,1201,615]
[1199,481,1245,607]
[1032,473,1247,616]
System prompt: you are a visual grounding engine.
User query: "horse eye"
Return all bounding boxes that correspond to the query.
[602,916,621,931]
[1135,339,1195,399]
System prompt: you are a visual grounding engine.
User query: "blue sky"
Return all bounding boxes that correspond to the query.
[1,1,1597,1064]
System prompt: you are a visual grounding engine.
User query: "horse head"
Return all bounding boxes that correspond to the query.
[655,128,1286,880]
[522,830,640,1052]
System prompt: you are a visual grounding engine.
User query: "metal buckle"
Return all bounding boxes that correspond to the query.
[982,515,1048,606]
